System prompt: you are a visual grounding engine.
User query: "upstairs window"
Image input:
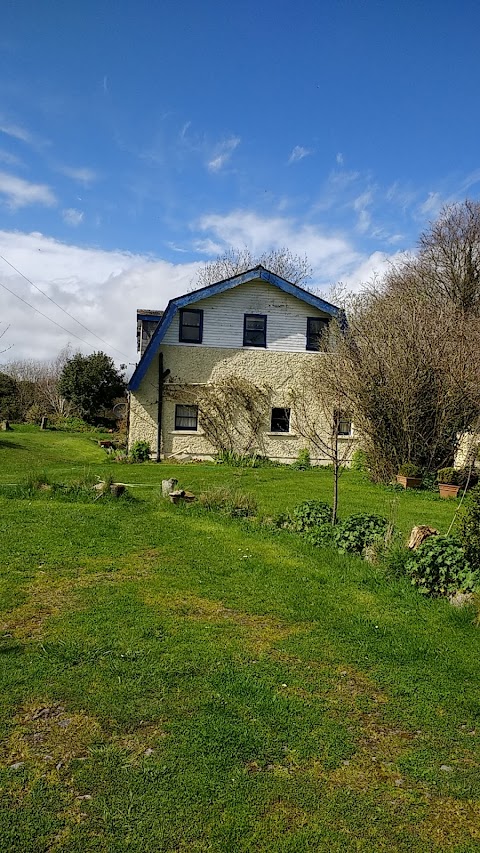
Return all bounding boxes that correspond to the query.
[175,404,198,431]
[243,314,267,347]
[179,308,203,343]
[270,407,290,433]
[306,317,329,351]
[335,410,352,436]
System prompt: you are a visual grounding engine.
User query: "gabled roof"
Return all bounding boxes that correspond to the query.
[129,265,339,391]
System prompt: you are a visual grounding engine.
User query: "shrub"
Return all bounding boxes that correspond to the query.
[303,524,335,548]
[49,415,99,432]
[130,440,151,462]
[292,448,311,470]
[436,467,459,485]
[405,535,477,597]
[25,404,45,425]
[197,487,257,517]
[215,450,279,468]
[333,513,389,554]
[350,449,370,473]
[457,485,480,572]
[288,500,332,532]
[398,462,422,477]
[381,540,411,578]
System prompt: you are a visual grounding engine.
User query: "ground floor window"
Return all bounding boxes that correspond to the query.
[175,404,198,430]
[270,407,290,432]
[335,410,352,436]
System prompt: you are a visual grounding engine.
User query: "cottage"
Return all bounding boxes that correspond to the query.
[128,265,354,464]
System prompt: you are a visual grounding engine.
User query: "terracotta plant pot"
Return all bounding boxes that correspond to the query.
[438,483,460,499]
[396,475,422,489]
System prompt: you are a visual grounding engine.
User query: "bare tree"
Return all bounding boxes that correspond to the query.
[194,247,312,289]
[418,200,480,314]
[292,355,353,523]
[4,345,74,420]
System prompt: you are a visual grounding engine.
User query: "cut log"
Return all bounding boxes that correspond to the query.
[162,478,178,497]
[407,525,438,550]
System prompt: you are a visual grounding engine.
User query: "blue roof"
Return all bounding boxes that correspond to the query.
[128,265,340,391]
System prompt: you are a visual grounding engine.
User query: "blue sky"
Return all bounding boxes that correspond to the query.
[1,0,480,362]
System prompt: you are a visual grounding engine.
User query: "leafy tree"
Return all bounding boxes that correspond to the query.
[58,352,126,423]
[0,371,18,419]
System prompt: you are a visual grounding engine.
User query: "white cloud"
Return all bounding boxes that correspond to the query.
[207,136,240,173]
[198,209,373,286]
[419,191,443,217]
[0,121,32,144]
[0,172,57,209]
[0,230,201,363]
[57,165,98,185]
[336,152,344,165]
[62,208,84,227]
[288,146,312,164]
[0,212,407,364]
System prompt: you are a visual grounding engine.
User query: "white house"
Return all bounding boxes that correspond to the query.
[128,266,354,463]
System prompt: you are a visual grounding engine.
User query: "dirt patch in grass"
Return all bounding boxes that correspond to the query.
[1,702,101,772]
[418,796,480,848]
[146,591,308,654]
[1,577,73,639]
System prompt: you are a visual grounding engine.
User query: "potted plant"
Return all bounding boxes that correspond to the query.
[396,462,422,489]
[437,467,461,498]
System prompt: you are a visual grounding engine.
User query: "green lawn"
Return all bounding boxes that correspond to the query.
[0,427,479,851]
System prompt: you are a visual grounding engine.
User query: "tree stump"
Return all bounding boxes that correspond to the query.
[407,525,438,550]
[1,420,11,431]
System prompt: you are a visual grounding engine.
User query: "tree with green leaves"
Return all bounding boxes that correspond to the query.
[58,352,126,423]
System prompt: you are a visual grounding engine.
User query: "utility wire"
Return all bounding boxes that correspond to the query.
[0,277,107,351]
[0,253,131,360]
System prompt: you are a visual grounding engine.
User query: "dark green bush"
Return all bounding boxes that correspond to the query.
[130,440,151,462]
[398,462,422,477]
[457,485,480,572]
[303,524,335,548]
[405,535,477,597]
[436,467,459,485]
[288,500,332,532]
[333,513,389,554]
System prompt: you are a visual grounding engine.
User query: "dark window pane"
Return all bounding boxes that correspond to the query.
[175,404,198,430]
[335,410,352,436]
[244,314,266,347]
[307,317,329,351]
[179,309,203,343]
[271,407,290,432]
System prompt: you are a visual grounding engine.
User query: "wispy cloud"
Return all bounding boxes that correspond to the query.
[0,171,56,209]
[336,152,344,165]
[62,208,84,227]
[0,148,23,167]
[288,145,312,164]
[57,164,98,186]
[0,120,32,144]
[207,136,240,173]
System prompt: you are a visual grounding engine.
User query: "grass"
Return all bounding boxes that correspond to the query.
[0,426,479,851]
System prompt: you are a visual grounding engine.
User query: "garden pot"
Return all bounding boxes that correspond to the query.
[438,483,460,499]
[396,475,422,489]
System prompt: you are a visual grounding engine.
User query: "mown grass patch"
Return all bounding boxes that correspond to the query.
[0,429,479,850]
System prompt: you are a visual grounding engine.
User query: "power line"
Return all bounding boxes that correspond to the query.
[0,253,131,360]
[0,277,107,351]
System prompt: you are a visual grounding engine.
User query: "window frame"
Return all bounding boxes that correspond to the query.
[270,407,291,433]
[179,308,204,344]
[306,316,329,351]
[174,404,199,431]
[335,410,353,437]
[243,313,267,348]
